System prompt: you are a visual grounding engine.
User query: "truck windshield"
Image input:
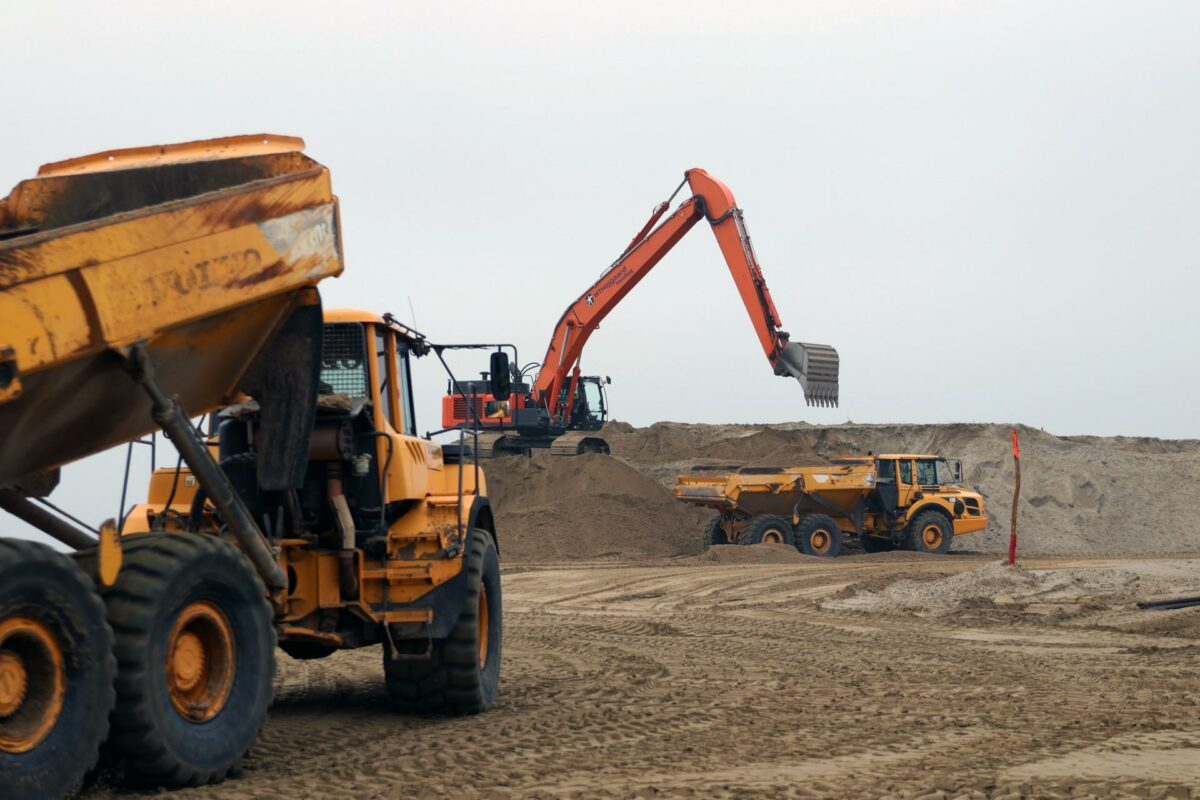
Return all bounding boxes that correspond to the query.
[936,458,963,485]
[916,459,939,485]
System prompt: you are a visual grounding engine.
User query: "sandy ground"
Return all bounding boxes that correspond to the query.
[83,552,1200,799]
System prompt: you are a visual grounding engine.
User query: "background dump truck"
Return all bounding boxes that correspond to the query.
[674,454,987,557]
[0,136,502,800]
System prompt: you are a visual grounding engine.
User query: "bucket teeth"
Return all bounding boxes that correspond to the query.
[776,342,839,408]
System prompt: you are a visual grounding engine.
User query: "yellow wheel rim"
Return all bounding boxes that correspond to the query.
[922,523,944,550]
[0,617,65,754]
[810,529,832,555]
[477,586,489,668]
[762,527,785,544]
[166,601,235,722]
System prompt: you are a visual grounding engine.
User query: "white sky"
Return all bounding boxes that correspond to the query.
[2,1,1198,544]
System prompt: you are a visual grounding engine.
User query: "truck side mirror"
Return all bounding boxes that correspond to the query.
[489,352,511,400]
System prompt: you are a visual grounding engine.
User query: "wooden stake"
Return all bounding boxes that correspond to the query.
[1008,428,1021,566]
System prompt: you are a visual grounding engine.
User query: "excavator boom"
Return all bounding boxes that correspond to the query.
[534,169,839,419]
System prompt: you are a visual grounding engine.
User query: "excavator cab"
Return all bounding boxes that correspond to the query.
[560,375,608,431]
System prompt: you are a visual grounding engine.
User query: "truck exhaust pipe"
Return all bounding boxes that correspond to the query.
[326,462,359,601]
[776,341,840,408]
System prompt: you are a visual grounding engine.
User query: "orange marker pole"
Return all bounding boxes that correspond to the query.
[1008,428,1021,566]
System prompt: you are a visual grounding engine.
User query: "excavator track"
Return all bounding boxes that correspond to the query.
[549,432,610,456]
[469,433,511,459]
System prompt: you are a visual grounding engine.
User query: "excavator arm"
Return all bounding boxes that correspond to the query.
[533,169,839,422]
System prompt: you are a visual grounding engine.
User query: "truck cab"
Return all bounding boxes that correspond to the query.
[866,453,986,552]
[129,309,501,657]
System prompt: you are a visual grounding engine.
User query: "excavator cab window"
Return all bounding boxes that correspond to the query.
[581,381,604,421]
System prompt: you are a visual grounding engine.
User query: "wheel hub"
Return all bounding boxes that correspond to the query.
[0,651,28,717]
[477,586,489,668]
[923,524,943,548]
[0,617,65,753]
[763,529,784,544]
[165,602,235,722]
[811,530,831,554]
[171,631,207,693]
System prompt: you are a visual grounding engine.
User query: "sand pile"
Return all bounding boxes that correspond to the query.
[482,421,1200,562]
[694,543,806,564]
[485,453,710,561]
[824,560,1200,615]
[602,421,1200,556]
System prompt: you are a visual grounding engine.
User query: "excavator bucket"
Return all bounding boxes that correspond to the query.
[777,341,840,407]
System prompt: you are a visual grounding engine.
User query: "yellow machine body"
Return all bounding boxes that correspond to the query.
[674,454,987,546]
[126,310,495,652]
[0,134,343,489]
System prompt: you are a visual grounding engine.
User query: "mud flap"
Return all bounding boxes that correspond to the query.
[239,294,324,491]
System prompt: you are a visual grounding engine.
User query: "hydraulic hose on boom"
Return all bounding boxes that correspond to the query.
[535,168,839,422]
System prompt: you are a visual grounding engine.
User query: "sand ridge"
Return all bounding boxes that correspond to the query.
[537,420,1200,557]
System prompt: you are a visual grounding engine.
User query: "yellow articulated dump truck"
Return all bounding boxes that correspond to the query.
[675,454,987,557]
[0,137,502,799]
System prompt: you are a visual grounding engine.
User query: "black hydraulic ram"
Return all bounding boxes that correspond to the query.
[124,345,288,591]
[0,488,97,550]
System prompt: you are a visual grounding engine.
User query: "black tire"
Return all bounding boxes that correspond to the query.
[795,513,843,557]
[0,538,115,800]
[280,641,337,661]
[103,533,275,788]
[908,510,953,554]
[739,515,795,546]
[384,529,501,714]
[859,533,894,553]
[701,517,728,550]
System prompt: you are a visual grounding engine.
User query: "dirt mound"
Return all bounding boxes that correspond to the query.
[693,543,806,564]
[824,559,1200,616]
[602,421,1200,556]
[484,421,1200,562]
[485,453,710,562]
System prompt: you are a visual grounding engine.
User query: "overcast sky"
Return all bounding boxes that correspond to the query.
[2,1,1198,544]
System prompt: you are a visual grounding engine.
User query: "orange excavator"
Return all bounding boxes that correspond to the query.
[439,169,839,457]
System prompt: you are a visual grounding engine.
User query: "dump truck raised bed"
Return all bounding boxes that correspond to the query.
[0,136,502,799]
[674,454,987,557]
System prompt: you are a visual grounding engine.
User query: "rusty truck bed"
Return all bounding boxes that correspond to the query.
[674,461,878,519]
[0,135,343,488]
